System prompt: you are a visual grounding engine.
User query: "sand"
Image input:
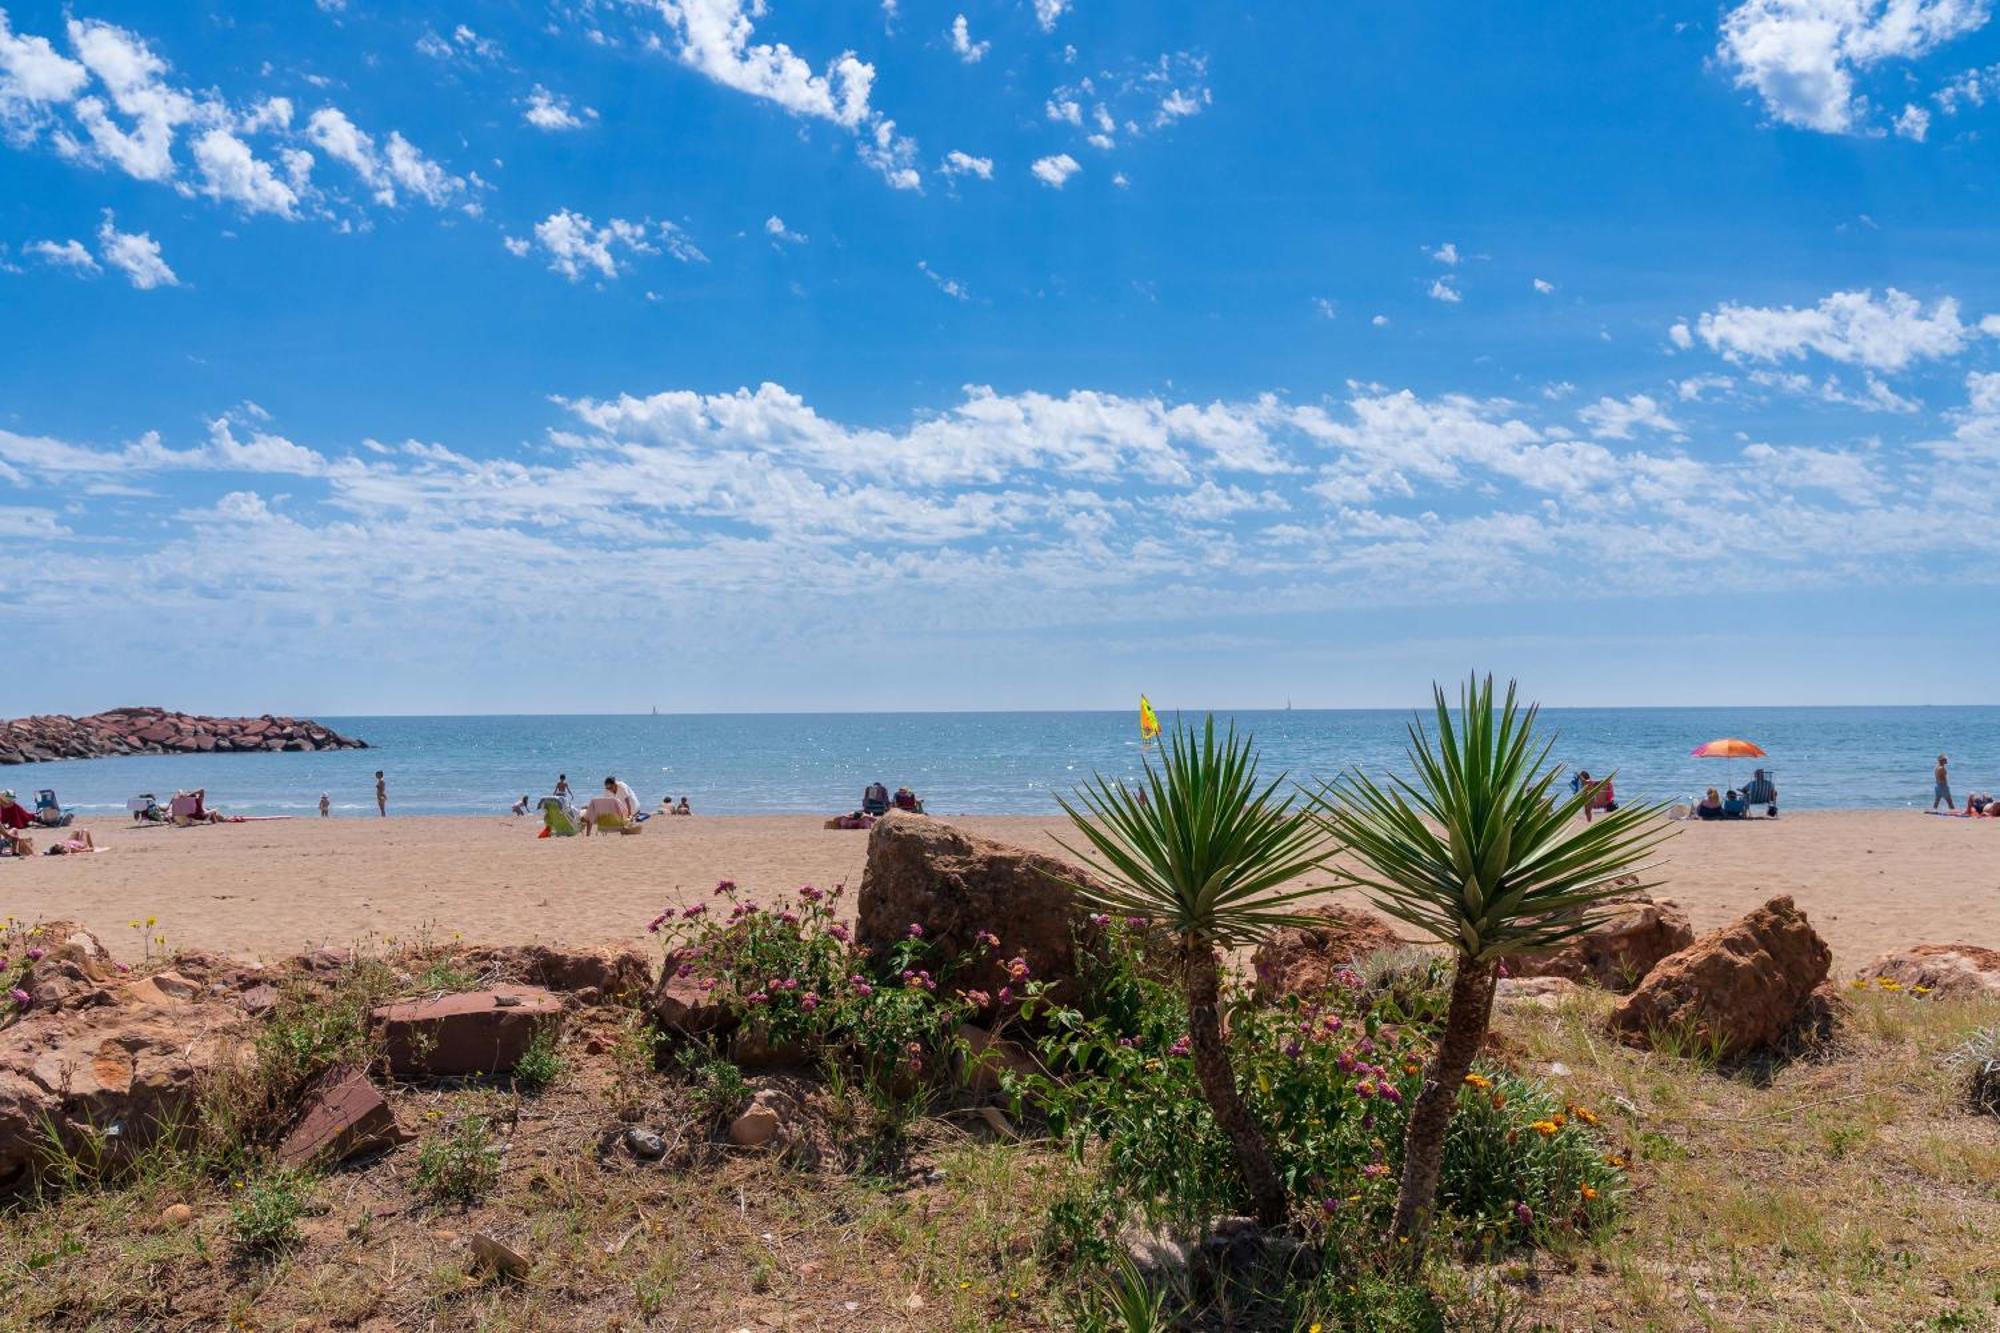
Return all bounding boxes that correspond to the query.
[7,811,1997,971]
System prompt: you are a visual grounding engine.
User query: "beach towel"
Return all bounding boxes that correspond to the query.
[541,803,579,837]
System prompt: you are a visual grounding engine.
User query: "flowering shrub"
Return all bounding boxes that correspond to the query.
[646,881,1015,1097]
[1020,923,1623,1252]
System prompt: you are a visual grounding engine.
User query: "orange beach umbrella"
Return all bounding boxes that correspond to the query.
[1690,738,1766,759]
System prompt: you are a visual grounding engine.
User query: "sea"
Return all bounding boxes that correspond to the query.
[13,707,1998,818]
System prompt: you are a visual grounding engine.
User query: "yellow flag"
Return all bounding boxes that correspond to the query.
[1138,694,1161,743]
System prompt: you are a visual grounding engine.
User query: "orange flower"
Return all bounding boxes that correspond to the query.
[1529,1120,1559,1137]
[1581,1185,1598,1201]
[1463,1073,1493,1090]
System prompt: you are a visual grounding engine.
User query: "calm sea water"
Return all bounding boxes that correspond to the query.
[13,707,1997,818]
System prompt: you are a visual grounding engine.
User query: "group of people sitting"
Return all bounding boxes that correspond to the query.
[1950,791,1999,818]
[1693,769,1779,820]
[860,783,924,816]
[2,788,97,856]
[527,775,667,837]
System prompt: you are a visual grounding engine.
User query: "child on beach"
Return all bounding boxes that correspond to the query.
[319,793,330,818]
[375,771,387,817]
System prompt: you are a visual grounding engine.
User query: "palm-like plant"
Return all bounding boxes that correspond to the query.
[1311,675,1668,1258]
[1055,716,1329,1226]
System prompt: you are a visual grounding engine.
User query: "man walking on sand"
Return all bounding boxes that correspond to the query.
[375,770,387,817]
[1934,755,1953,810]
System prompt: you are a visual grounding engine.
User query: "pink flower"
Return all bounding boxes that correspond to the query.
[779,910,799,926]
[800,992,820,1012]
[8,988,29,1007]
[698,977,717,991]
[1514,1203,1532,1226]
[960,989,991,1008]
[646,913,669,933]
[1088,913,1111,927]
[830,883,845,899]
[799,884,824,902]
[1167,1035,1190,1057]
[1125,916,1147,929]
[24,947,44,962]
[828,924,851,943]
[746,990,769,1005]
[1362,1162,1389,1179]
[714,879,737,896]
[906,923,925,938]
[997,985,1013,1005]
[1118,1036,1137,1048]
[682,903,707,919]
[851,980,874,998]
[975,931,1000,949]
[1005,957,1030,981]
[1380,1084,1403,1104]
[675,964,693,979]
[1355,1080,1377,1099]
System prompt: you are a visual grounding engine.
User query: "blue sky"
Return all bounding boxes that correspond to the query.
[3,0,2000,715]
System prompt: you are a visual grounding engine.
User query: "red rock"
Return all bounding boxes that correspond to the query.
[855,813,1107,1013]
[648,953,735,1036]
[1513,895,1695,993]
[459,943,652,1004]
[373,986,562,1078]
[1608,896,1832,1058]
[1853,943,2000,999]
[277,1066,407,1167]
[1249,905,1407,1002]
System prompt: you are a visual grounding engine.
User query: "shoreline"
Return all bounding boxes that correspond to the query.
[6,810,1995,971]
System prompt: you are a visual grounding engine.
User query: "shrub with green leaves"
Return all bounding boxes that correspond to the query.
[228,1168,314,1253]
[510,1027,564,1094]
[414,1113,502,1205]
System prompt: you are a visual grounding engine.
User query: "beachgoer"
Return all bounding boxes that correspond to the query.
[1722,789,1748,818]
[606,776,639,819]
[555,774,571,801]
[1965,791,1991,815]
[1934,755,1953,810]
[319,792,331,818]
[511,795,530,816]
[188,789,225,824]
[0,791,31,836]
[375,770,387,817]
[675,796,692,816]
[46,828,96,855]
[2,827,33,856]
[1741,769,1778,818]
[1696,788,1724,820]
[863,782,890,816]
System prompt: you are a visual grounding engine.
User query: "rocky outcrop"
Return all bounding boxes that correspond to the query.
[0,707,366,765]
[1249,905,1406,1002]
[373,987,563,1078]
[1608,896,1832,1058]
[456,943,652,1006]
[1854,943,2000,1000]
[856,813,1106,1013]
[0,953,252,1187]
[1513,895,1695,993]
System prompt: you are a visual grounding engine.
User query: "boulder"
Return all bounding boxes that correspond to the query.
[12,921,120,1013]
[373,986,562,1078]
[727,1084,802,1149]
[1495,976,1587,1011]
[1853,944,2000,1000]
[647,950,736,1037]
[1608,896,1831,1058]
[0,971,251,1186]
[458,943,652,1005]
[1513,895,1695,992]
[1248,905,1406,1002]
[276,1066,408,1167]
[855,813,1105,1011]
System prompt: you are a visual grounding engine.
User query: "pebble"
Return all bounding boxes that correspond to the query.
[623,1127,666,1160]
[160,1203,193,1227]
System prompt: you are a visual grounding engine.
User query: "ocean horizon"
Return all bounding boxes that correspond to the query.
[16,706,1997,818]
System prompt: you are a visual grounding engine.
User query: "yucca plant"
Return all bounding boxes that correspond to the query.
[1311,675,1667,1258]
[1055,715,1329,1226]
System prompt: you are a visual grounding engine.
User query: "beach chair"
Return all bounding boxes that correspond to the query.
[539,797,579,837]
[34,789,72,828]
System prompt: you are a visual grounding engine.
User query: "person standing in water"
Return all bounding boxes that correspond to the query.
[319,792,331,818]
[375,770,387,817]
[555,773,571,802]
[1934,755,1954,810]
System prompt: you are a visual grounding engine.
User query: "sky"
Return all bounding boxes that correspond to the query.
[2,0,2000,715]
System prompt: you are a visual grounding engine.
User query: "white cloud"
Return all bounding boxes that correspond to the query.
[1668,321,1695,349]
[61,17,199,182]
[524,85,597,131]
[1934,61,1998,112]
[305,106,464,208]
[1313,297,1337,320]
[1577,393,1682,440]
[1371,314,1389,327]
[192,127,300,216]
[1429,241,1460,265]
[917,259,968,300]
[646,0,874,130]
[1675,373,1737,400]
[1693,287,1982,371]
[940,148,993,179]
[95,212,177,289]
[948,14,989,62]
[1533,277,1555,294]
[1427,276,1461,304]
[1718,0,1992,134]
[858,115,921,190]
[764,214,806,244]
[508,210,705,281]
[1894,101,1932,138]
[0,10,88,132]
[1032,152,1080,187]
[24,237,98,272]
[416,24,502,61]
[1045,97,1082,126]
[1034,0,1072,32]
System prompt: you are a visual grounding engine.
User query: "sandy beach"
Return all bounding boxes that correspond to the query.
[6,809,1995,971]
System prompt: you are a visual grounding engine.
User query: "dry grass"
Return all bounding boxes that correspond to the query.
[0,982,1995,1331]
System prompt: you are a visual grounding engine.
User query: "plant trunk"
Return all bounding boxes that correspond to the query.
[1390,956,1498,1260]
[1184,939,1289,1227]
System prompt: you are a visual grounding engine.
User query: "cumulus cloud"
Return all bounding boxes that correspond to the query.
[1427,277,1461,304]
[1533,277,1556,294]
[764,214,807,244]
[939,148,993,179]
[1031,152,1080,187]
[1691,287,1983,371]
[1045,51,1210,158]
[524,85,597,130]
[1429,241,1460,265]
[304,106,464,208]
[96,212,177,288]
[917,259,968,300]
[1578,393,1682,440]
[948,14,989,62]
[506,210,706,281]
[24,237,98,272]
[1718,0,1991,134]
[1033,0,1072,32]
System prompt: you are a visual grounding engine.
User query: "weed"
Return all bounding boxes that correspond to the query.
[228,1169,314,1254]
[414,1113,503,1205]
[510,1026,565,1094]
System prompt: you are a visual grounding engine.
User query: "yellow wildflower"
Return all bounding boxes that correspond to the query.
[1464,1073,1492,1090]
[1529,1120,1559,1137]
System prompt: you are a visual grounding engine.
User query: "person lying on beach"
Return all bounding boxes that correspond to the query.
[1965,792,1995,816]
[45,828,97,855]
[1696,788,1724,820]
